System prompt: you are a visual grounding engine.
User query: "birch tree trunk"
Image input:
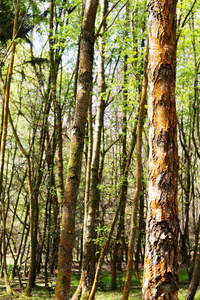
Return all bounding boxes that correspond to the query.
[143,0,179,299]
[55,1,98,299]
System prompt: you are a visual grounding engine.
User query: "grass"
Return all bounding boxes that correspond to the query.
[97,271,141,291]
[96,290,142,299]
[0,268,200,299]
[179,267,190,283]
[178,288,200,300]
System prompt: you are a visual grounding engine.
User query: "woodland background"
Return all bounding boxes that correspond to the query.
[0,0,200,299]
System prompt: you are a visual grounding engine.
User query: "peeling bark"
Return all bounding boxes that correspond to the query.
[143,0,179,299]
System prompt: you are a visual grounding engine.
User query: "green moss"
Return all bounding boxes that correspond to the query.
[22,284,31,297]
[72,286,82,300]
[80,289,90,300]
[56,271,66,288]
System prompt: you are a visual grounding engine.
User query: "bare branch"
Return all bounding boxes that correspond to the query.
[177,0,197,41]
[94,0,124,40]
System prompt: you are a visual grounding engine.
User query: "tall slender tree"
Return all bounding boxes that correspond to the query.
[185,215,200,300]
[0,0,20,294]
[77,1,108,299]
[143,0,179,299]
[122,49,148,300]
[55,1,98,299]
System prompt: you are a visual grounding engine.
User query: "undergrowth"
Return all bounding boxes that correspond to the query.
[0,268,199,299]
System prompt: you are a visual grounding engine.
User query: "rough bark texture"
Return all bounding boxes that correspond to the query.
[143,1,179,299]
[55,1,98,299]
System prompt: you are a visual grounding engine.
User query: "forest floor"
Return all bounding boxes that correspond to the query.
[0,264,200,299]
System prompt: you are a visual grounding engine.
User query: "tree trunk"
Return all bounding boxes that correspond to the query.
[0,0,20,294]
[79,1,107,299]
[111,20,128,289]
[178,116,192,270]
[9,106,43,297]
[134,178,145,283]
[49,0,64,203]
[55,1,98,299]
[185,215,200,300]
[88,116,138,300]
[11,198,29,279]
[122,50,148,300]
[72,98,93,300]
[143,0,179,299]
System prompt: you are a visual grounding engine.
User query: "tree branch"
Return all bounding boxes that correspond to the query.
[94,0,124,40]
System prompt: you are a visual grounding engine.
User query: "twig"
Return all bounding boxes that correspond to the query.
[95,0,124,40]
